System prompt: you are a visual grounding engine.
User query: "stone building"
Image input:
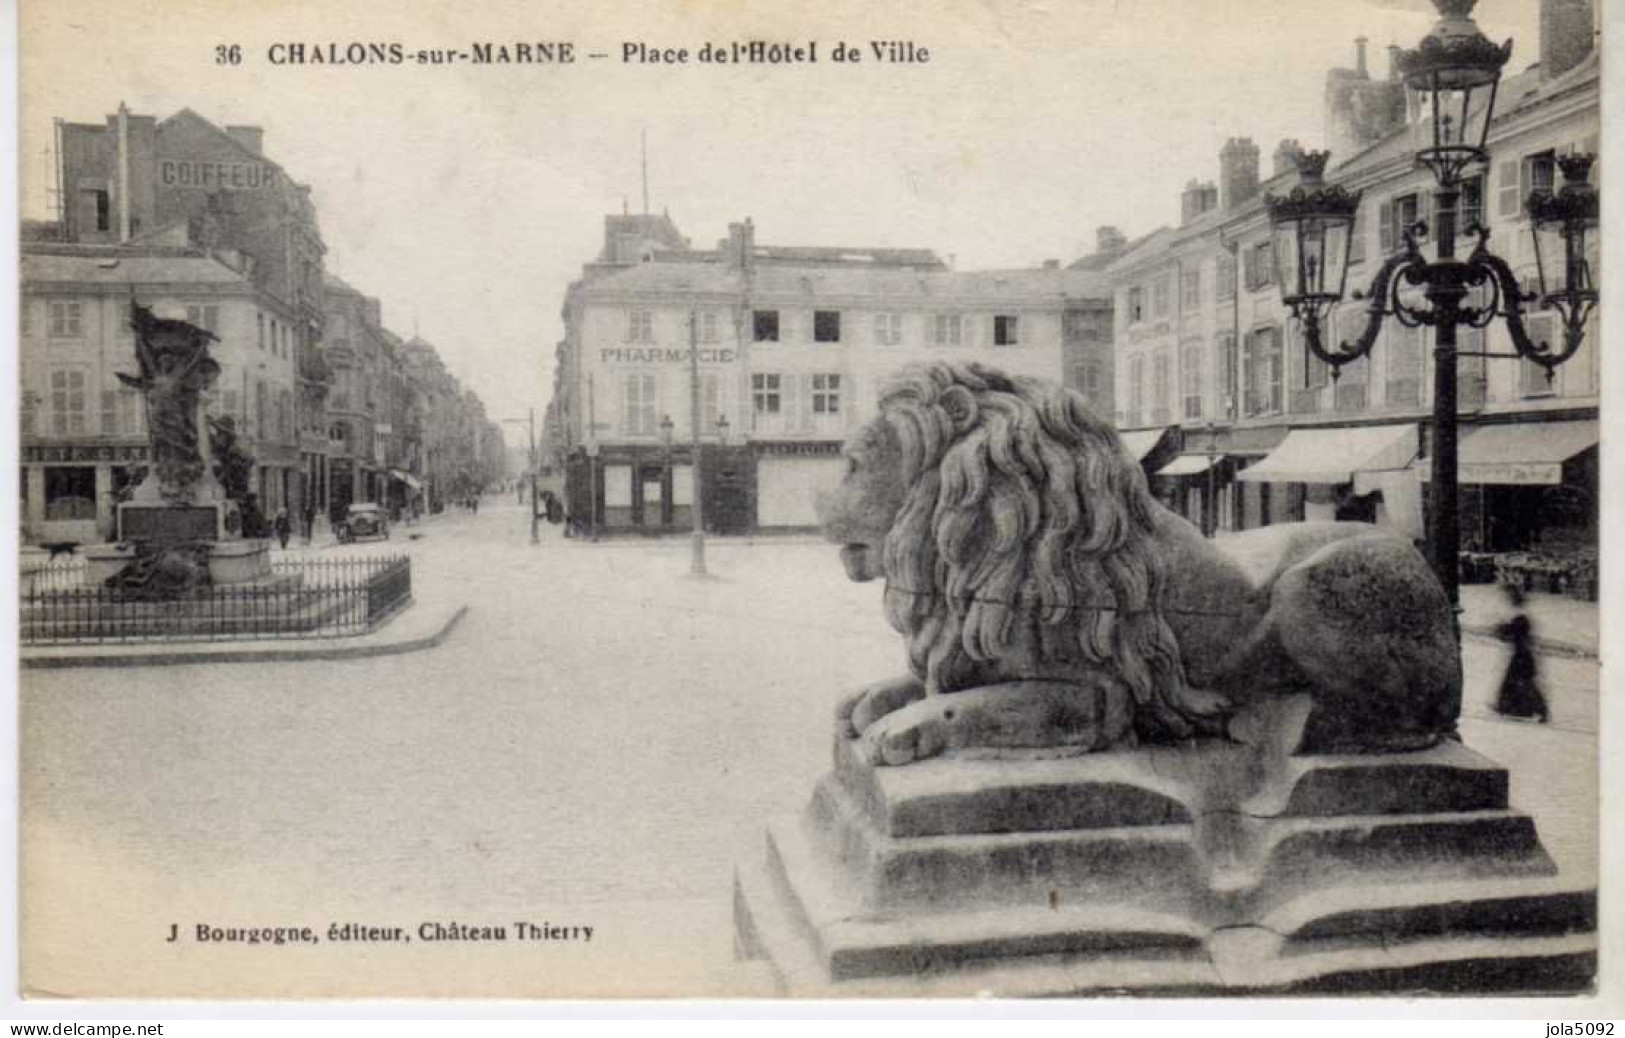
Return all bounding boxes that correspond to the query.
[1104,4,1599,556]
[552,218,1113,535]
[28,104,331,534]
[19,243,304,543]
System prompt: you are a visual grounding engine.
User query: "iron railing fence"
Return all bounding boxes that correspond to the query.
[20,554,412,644]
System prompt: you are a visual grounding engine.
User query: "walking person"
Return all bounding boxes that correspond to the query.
[273,507,291,550]
[303,502,316,544]
[1494,584,1549,724]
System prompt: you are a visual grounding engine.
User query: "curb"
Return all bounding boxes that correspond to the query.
[20,604,470,670]
[1461,623,1596,662]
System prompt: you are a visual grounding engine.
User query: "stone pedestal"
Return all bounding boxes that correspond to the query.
[734,737,1595,996]
[85,538,272,587]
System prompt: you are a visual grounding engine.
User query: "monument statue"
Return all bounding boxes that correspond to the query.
[95,301,266,597]
[117,302,222,503]
[816,361,1460,763]
[735,361,1593,996]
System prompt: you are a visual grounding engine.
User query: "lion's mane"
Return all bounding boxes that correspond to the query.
[875,361,1218,739]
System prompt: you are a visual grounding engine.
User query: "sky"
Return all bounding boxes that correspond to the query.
[18,0,1546,449]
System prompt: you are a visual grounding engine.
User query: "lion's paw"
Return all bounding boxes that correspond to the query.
[857,698,952,766]
[838,676,927,739]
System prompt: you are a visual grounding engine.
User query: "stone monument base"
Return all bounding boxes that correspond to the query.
[85,539,273,587]
[733,736,1595,996]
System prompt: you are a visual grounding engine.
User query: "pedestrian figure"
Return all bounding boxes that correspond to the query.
[273,507,291,550]
[1494,584,1549,723]
[303,503,316,544]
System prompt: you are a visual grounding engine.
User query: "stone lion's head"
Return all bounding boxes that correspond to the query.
[817,361,1212,739]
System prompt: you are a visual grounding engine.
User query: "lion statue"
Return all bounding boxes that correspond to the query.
[817,361,1461,766]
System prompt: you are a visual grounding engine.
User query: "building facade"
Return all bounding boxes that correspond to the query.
[25,104,332,539]
[553,219,1113,535]
[1105,9,1599,561]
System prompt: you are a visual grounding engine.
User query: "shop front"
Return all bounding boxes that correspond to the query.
[1236,422,1421,537]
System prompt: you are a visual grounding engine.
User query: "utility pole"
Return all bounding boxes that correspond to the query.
[528,406,539,545]
[688,310,707,576]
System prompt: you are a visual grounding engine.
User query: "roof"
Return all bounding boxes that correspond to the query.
[21,246,248,286]
[573,259,1111,305]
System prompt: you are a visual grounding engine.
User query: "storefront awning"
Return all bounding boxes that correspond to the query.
[1456,420,1598,486]
[1118,428,1170,462]
[389,469,425,491]
[1236,423,1418,487]
[1157,454,1221,477]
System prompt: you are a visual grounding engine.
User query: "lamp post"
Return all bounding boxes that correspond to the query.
[501,411,539,544]
[659,413,675,530]
[686,310,708,577]
[715,413,730,445]
[1264,0,1598,618]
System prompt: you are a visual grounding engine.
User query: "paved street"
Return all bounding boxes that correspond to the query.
[19,499,1599,998]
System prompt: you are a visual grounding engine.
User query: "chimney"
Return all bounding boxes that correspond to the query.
[1272,139,1303,178]
[1219,138,1261,210]
[1541,0,1594,81]
[226,125,264,154]
[1043,259,1060,270]
[725,217,755,271]
[116,102,131,243]
[1387,43,1404,82]
[1354,36,1369,77]
[1095,225,1127,256]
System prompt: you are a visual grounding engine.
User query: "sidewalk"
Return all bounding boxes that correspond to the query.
[1458,583,1598,660]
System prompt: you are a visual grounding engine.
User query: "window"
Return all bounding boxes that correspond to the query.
[1216,333,1238,418]
[1460,174,1485,232]
[1520,313,1558,397]
[1302,328,1329,389]
[622,373,658,435]
[1071,360,1103,401]
[752,310,780,343]
[1063,311,1098,344]
[1127,287,1145,323]
[255,381,269,440]
[48,301,84,338]
[700,372,723,429]
[44,466,96,521]
[1181,268,1201,309]
[627,309,654,343]
[257,313,265,350]
[1151,276,1171,318]
[752,373,782,414]
[1127,357,1145,425]
[1152,350,1171,420]
[1181,344,1204,420]
[1348,207,1367,266]
[1244,242,1275,291]
[811,374,841,414]
[1379,193,1420,254]
[698,310,719,344]
[49,369,87,435]
[932,314,963,347]
[814,310,842,343]
[1385,323,1424,405]
[1215,254,1236,302]
[873,313,902,346]
[993,315,1020,346]
[186,305,220,334]
[1244,327,1283,416]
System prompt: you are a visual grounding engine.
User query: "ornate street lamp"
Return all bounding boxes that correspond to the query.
[659,413,675,529]
[715,412,730,445]
[1264,0,1599,616]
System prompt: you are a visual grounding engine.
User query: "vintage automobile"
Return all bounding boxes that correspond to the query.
[336,502,389,542]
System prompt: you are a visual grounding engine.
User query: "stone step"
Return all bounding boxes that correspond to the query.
[811,770,1553,914]
[739,817,1594,995]
[831,735,1509,839]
